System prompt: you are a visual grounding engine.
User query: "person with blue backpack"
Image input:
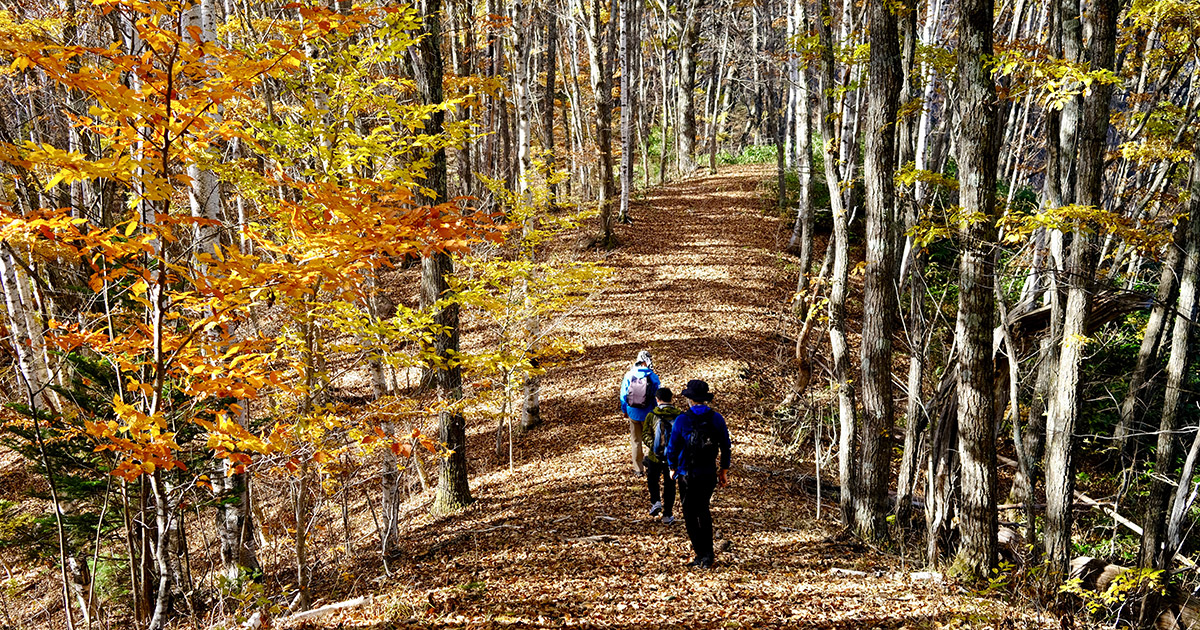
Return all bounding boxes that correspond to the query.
[620,350,660,476]
[641,387,682,524]
[666,379,731,569]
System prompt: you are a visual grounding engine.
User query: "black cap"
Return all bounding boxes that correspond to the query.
[680,380,713,402]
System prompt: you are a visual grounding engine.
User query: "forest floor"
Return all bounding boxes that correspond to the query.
[315,165,1056,629]
[0,165,1062,630]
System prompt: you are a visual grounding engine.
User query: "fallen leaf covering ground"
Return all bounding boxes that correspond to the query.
[300,166,1056,629]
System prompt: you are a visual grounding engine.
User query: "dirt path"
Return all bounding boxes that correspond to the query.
[379,166,1039,629]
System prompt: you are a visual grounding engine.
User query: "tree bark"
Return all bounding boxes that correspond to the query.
[414,0,473,513]
[544,3,559,201]
[1044,0,1117,577]
[953,0,1000,579]
[584,0,616,244]
[786,0,813,262]
[1114,222,1184,459]
[1139,136,1200,571]
[619,0,635,221]
[511,0,533,187]
[675,0,700,175]
[855,0,900,542]
[816,0,857,526]
[1043,126,1083,580]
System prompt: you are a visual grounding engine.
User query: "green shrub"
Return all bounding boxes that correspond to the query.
[718,144,778,165]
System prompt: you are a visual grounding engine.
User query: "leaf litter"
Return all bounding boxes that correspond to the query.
[273,166,1054,629]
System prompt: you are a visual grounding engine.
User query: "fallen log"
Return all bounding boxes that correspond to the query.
[998,455,1196,570]
[1070,557,1200,630]
[829,567,945,583]
[285,596,371,623]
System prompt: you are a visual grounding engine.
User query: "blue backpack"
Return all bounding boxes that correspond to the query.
[652,409,679,457]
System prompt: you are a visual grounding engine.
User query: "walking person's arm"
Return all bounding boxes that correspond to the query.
[618,373,630,416]
[716,413,732,487]
[665,412,686,479]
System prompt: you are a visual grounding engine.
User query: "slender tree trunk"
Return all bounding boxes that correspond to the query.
[675,0,700,175]
[1139,137,1200,571]
[816,0,857,525]
[544,3,559,201]
[1168,415,1200,556]
[855,0,900,542]
[927,356,960,564]
[896,254,926,524]
[413,0,473,513]
[584,0,617,244]
[1115,222,1184,458]
[147,473,174,630]
[953,0,1000,579]
[511,0,533,186]
[786,41,813,264]
[893,0,924,526]
[1045,0,1117,576]
[619,0,635,221]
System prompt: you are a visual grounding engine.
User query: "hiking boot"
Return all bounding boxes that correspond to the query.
[649,501,663,517]
[684,557,701,567]
[661,514,675,525]
[697,556,714,569]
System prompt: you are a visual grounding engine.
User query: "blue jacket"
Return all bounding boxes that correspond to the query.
[666,404,732,479]
[619,365,660,423]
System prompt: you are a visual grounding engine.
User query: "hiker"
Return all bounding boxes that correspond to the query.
[641,387,682,524]
[666,379,731,569]
[620,350,660,476]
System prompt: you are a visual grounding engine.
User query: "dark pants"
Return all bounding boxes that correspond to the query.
[644,458,675,516]
[678,473,717,560]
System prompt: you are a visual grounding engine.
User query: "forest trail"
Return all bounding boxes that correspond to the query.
[377,166,1035,629]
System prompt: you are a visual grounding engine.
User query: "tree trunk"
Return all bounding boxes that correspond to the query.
[1114,221,1184,459]
[896,250,926,525]
[816,0,857,526]
[893,0,923,527]
[1139,137,1200,571]
[380,422,402,560]
[414,0,473,513]
[146,472,175,630]
[1045,0,1117,577]
[926,357,960,564]
[675,0,700,176]
[544,3,559,201]
[619,0,635,221]
[1168,413,1200,557]
[855,0,900,542]
[786,40,813,267]
[953,0,1000,579]
[511,0,533,187]
[186,0,223,258]
[584,0,616,244]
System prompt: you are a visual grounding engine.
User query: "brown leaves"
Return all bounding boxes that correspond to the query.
[309,167,1053,630]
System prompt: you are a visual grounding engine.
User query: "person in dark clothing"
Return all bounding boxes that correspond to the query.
[641,388,682,524]
[665,379,732,569]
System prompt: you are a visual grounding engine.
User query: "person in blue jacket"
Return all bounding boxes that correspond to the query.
[620,350,660,476]
[666,379,731,569]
